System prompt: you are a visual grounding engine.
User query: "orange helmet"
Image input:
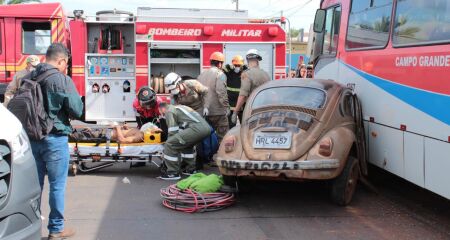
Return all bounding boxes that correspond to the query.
[210,52,225,62]
[231,55,244,65]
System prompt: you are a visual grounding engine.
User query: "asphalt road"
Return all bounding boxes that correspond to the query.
[41,164,450,240]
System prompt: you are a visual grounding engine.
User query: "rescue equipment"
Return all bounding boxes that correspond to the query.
[176,173,223,193]
[151,73,166,94]
[160,174,235,213]
[197,126,219,162]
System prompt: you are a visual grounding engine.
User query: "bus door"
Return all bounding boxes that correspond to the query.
[14,18,52,73]
[312,4,342,79]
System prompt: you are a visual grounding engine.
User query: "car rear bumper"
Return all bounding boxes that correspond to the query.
[217,158,340,170]
[217,158,342,180]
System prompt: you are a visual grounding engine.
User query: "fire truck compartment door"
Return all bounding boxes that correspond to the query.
[224,43,274,79]
[0,19,5,82]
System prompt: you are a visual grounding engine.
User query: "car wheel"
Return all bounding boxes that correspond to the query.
[330,156,359,206]
[222,175,237,187]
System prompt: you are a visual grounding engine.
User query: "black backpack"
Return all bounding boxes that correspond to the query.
[7,69,58,141]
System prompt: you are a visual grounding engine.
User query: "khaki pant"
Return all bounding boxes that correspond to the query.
[163,123,210,174]
[206,115,229,143]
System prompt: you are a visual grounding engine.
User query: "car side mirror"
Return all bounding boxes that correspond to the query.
[313,9,326,33]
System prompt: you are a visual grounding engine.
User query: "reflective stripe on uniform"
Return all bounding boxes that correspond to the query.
[181,153,195,158]
[175,106,200,123]
[168,126,180,132]
[227,86,240,92]
[164,154,178,162]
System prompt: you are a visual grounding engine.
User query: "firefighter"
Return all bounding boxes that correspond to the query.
[223,55,248,128]
[164,72,208,115]
[133,86,168,140]
[159,102,211,180]
[231,49,271,124]
[3,55,40,106]
[198,51,230,142]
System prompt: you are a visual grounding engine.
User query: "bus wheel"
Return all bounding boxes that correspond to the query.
[330,156,359,206]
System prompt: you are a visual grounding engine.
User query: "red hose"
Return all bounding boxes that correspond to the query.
[160,184,235,213]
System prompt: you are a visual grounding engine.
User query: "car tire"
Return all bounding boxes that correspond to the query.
[330,156,359,206]
[222,175,237,187]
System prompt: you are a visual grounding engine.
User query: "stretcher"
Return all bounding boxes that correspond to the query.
[69,141,164,176]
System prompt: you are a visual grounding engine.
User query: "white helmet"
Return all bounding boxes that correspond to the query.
[246,49,262,61]
[164,72,181,95]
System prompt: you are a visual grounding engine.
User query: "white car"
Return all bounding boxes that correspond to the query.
[0,104,41,239]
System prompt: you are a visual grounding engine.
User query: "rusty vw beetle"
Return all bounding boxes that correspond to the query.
[217,79,367,205]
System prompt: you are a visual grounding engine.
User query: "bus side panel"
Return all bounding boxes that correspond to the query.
[425,139,450,199]
[69,20,87,95]
[136,42,148,91]
[368,122,404,178]
[404,132,425,188]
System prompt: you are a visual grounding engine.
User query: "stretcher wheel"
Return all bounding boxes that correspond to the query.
[70,163,78,176]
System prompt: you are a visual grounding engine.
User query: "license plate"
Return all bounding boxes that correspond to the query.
[253,132,292,149]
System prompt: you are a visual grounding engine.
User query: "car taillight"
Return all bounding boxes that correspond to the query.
[224,136,236,153]
[318,137,333,157]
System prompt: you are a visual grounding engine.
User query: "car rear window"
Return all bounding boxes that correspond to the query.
[252,87,326,109]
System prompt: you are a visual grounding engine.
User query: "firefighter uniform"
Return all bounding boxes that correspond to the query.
[197,66,230,141]
[173,79,208,115]
[163,105,211,175]
[223,64,247,128]
[239,66,271,98]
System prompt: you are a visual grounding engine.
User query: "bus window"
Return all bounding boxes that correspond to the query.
[393,0,450,46]
[22,22,51,54]
[322,6,341,55]
[346,0,393,50]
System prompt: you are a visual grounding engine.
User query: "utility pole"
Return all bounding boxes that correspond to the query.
[232,0,239,11]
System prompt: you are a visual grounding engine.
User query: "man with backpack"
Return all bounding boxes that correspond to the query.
[8,43,83,239]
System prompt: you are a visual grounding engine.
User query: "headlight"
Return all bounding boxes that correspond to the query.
[9,130,30,160]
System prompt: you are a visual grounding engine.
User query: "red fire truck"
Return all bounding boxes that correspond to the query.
[0,3,286,122]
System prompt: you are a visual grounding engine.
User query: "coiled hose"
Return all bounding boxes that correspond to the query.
[160,184,235,213]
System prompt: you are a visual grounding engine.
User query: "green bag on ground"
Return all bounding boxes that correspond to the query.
[190,174,224,193]
[176,173,206,190]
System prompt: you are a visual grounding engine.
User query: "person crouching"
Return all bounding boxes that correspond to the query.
[158,102,211,180]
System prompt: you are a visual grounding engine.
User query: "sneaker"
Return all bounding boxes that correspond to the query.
[158,173,181,181]
[182,169,197,176]
[48,227,76,240]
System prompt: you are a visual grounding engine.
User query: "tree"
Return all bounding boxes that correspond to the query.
[290,28,300,38]
[6,0,41,4]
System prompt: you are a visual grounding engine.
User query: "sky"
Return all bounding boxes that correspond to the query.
[42,0,321,30]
